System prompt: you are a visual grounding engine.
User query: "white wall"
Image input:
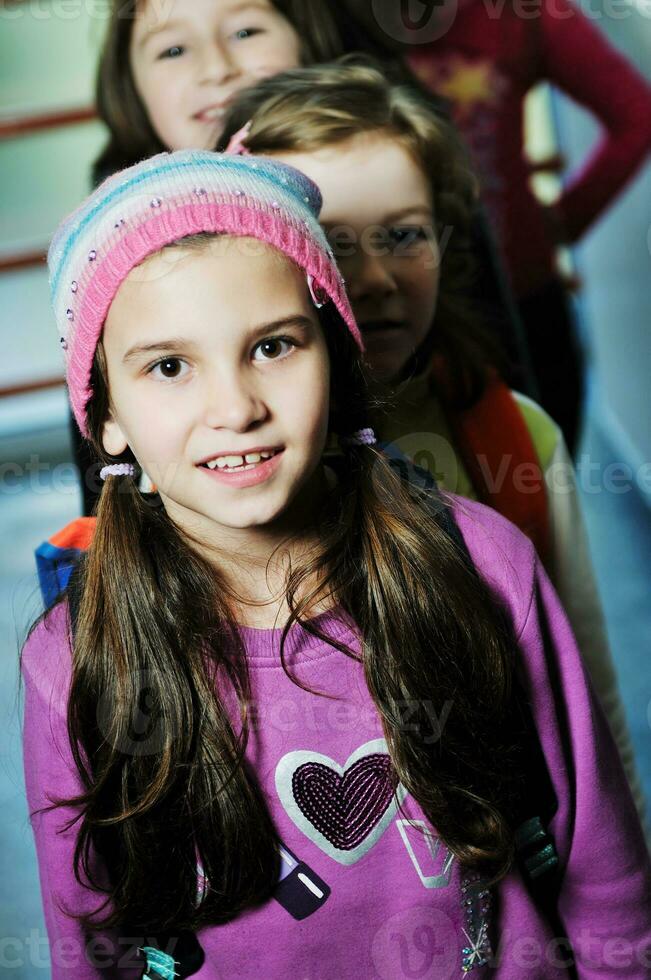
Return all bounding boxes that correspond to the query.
[552,0,651,488]
[0,1,108,439]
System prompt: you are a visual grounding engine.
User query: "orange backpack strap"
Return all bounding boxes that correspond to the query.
[35,517,97,607]
[49,516,97,550]
[434,367,551,563]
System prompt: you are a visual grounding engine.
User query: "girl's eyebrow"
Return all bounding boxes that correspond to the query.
[383,205,434,223]
[322,205,434,233]
[122,337,193,363]
[247,314,315,342]
[122,316,314,363]
[136,19,188,48]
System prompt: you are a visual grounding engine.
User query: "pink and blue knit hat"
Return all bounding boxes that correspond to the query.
[48,150,362,437]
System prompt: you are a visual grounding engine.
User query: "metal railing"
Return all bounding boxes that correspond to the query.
[1,103,95,397]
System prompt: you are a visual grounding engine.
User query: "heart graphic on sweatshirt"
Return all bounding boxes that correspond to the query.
[275,739,406,865]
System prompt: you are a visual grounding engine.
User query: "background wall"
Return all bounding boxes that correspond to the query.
[0,10,108,975]
[553,0,651,488]
[1,1,106,449]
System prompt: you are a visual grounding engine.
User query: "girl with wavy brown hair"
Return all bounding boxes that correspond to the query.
[92,0,371,182]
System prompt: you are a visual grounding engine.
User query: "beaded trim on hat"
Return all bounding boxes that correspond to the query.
[49,152,324,300]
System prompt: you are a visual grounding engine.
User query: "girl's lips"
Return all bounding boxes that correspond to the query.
[198,449,285,489]
[360,320,405,333]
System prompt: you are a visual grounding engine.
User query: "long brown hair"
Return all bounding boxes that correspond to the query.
[28,236,525,935]
[93,0,352,184]
[219,57,498,407]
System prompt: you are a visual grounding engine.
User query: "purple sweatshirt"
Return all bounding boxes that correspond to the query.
[21,498,651,978]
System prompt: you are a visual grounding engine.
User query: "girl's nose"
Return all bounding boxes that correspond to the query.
[202,374,268,432]
[345,250,399,304]
[199,41,239,86]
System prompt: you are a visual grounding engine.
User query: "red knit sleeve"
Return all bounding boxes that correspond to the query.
[538,0,651,241]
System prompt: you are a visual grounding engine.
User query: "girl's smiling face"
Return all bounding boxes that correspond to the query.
[267,131,440,381]
[130,0,302,151]
[101,237,331,543]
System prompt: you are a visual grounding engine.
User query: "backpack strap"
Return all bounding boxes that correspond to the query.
[35,517,97,607]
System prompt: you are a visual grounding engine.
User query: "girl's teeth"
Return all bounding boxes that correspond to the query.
[199,107,225,121]
[205,450,278,471]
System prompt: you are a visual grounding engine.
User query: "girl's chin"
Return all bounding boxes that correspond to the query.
[163,451,327,530]
[365,356,410,384]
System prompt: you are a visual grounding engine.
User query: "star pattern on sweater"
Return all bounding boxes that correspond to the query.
[413,54,507,122]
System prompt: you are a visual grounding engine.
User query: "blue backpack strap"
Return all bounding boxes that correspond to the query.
[35,540,82,607]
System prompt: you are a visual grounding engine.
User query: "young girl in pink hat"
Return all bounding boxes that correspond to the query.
[22,150,651,978]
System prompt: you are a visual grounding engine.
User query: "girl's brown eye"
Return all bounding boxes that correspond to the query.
[260,340,282,359]
[160,359,181,376]
[253,337,295,362]
[388,226,430,249]
[149,357,189,381]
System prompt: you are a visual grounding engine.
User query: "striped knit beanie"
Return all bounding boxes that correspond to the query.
[48,150,361,437]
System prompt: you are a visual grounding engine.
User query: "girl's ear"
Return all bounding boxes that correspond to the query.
[101,413,129,457]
